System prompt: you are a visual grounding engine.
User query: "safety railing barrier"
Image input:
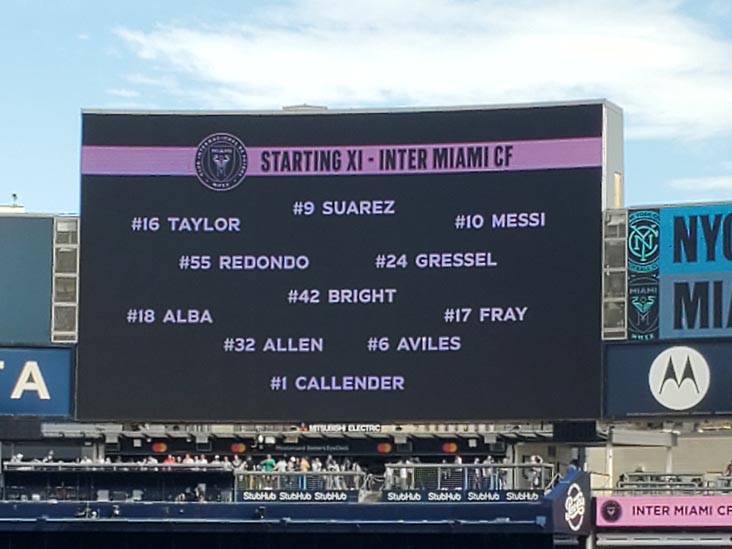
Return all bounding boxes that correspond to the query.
[382,463,556,492]
[0,461,558,502]
[235,470,366,492]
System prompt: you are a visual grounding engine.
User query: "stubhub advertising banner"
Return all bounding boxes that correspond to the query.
[597,496,732,528]
[0,347,72,416]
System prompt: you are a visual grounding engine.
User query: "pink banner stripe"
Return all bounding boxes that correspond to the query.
[82,146,197,176]
[596,496,732,528]
[82,137,602,177]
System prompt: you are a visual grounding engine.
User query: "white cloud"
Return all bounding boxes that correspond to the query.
[671,175,732,191]
[78,33,90,41]
[114,0,732,140]
[107,88,141,98]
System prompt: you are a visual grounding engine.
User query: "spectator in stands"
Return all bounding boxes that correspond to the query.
[471,457,482,490]
[398,459,409,490]
[454,455,465,490]
[724,460,732,477]
[163,455,175,465]
[482,456,493,489]
[384,462,394,490]
[528,455,544,488]
[300,456,311,489]
[260,454,275,472]
[567,459,580,475]
[182,454,194,465]
[275,456,288,473]
[352,461,363,490]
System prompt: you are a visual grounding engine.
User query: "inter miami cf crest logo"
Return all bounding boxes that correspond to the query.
[195,133,248,191]
[648,346,710,410]
[628,276,659,339]
[600,499,622,523]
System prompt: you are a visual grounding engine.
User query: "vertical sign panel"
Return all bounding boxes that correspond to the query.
[626,209,660,340]
[0,217,53,344]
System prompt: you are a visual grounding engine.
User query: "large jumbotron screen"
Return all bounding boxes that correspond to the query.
[78,104,607,422]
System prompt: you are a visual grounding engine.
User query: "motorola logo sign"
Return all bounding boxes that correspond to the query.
[648,346,710,410]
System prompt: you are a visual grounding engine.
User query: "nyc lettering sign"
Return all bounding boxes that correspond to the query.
[0,348,72,416]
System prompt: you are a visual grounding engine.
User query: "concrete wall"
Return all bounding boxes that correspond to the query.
[586,433,732,488]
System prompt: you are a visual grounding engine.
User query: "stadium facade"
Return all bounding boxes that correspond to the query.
[1,101,732,548]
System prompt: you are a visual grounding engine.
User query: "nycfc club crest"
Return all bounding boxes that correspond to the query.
[195,133,248,191]
[648,346,710,410]
[627,210,660,273]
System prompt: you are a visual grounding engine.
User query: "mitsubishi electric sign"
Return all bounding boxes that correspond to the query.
[606,341,732,418]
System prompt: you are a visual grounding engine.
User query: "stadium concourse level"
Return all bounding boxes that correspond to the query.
[611,470,732,494]
[1,453,555,503]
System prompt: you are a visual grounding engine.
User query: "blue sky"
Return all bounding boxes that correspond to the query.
[1,0,731,214]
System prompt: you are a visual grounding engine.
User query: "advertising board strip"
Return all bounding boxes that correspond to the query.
[239,490,358,503]
[0,347,72,416]
[381,490,542,503]
[597,496,732,528]
[605,341,732,417]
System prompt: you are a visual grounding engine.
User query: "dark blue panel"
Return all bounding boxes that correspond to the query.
[605,341,732,417]
[0,347,72,416]
[0,216,53,344]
